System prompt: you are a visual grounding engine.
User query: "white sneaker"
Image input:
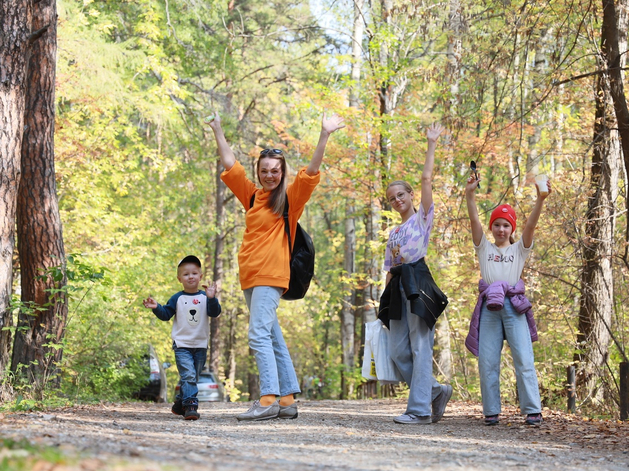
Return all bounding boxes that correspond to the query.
[393,413,431,425]
[236,400,280,421]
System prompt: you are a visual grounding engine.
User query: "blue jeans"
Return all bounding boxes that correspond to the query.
[389,297,443,417]
[173,343,206,406]
[478,297,542,416]
[244,286,301,398]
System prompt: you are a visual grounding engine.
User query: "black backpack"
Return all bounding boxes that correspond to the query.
[249,192,315,300]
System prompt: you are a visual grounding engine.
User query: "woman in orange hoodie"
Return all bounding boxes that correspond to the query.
[208,111,344,421]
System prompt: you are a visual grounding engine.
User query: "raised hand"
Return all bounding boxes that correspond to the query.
[465,174,481,195]
[143,296,158,309]
[203,280,219,299]
[321,113,346,135]
[426,122,445,142]
[205,109,222,131]
[535,179,552,200]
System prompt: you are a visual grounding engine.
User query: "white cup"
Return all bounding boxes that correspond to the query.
[535,174,549,196]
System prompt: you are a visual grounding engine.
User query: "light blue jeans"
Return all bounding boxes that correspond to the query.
[478,297,542,416]
[173,344,206,406]
[244,286,301,398]
[389,297,443,417]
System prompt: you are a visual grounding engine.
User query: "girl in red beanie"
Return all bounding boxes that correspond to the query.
[464,171,552,426]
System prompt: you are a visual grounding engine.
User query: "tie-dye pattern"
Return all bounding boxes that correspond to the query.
[383,203,434,272]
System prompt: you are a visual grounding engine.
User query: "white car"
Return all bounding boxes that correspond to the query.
[175,371,225,402]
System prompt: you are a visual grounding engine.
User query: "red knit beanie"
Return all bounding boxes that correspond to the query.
[489,204,517,232]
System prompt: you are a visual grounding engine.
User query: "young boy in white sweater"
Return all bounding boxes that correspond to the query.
[143,255,221,420]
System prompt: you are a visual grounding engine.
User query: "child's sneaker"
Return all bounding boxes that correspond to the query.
[525,413,543,425]
[484,414,499,426]
[184,404,200,421]
[171,399,184,416]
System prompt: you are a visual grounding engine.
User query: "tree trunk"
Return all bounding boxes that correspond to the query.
[340,205,356,399]
[601,0,629,265]
[0,0,31,374]
[574,3,623,401]
[340,0,364,399]
[207,160,226,375]
[12,0,65,391]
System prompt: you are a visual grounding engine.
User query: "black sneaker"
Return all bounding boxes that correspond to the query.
[171,399,184,416]
[525,413,543,426]
[484,414,499,426]
[184,404,200,421]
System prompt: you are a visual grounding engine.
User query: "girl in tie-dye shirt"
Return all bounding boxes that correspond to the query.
[382,123,453,426]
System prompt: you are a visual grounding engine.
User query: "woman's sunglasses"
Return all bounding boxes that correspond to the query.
[260,148,283,156]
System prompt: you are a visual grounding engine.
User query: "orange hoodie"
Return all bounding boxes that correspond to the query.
[221,161,320,291]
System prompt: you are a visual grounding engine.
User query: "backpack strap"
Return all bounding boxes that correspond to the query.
[283,194,292,254]
[249,191,293,254]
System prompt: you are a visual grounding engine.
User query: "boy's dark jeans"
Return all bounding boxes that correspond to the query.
[173,343,206,407]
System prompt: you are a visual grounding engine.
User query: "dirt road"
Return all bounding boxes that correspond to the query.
[1,399,628,470]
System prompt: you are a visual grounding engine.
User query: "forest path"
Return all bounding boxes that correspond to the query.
[1,399,628,470]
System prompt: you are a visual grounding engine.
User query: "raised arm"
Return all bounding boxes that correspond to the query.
[521,180,552,248]
[420,123,445,213]
[465,175,484,246]
[306,113,345,176]
[206,111,236,170]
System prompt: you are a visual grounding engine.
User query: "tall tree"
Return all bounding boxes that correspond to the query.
[339,0,365,399]
[0,0,31,374]
[12,0,66,388]
[574,0,626,401]
[207,159,226,374]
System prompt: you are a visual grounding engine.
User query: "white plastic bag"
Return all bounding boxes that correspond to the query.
[363,319,403,384]
[361,321,378,380]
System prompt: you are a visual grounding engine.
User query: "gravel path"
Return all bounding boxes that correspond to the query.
[1,399,628,470]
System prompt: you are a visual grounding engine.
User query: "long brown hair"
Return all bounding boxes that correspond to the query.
[256,153,288,215]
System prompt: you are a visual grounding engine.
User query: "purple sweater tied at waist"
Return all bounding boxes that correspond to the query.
[465,279,538,357]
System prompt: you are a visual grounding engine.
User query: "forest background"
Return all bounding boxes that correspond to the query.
[1,0,628,419]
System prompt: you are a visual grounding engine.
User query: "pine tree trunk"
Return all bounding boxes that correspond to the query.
[0,0,31,375]
[12,0,66,391]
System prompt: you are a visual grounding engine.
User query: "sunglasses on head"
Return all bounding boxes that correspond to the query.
[260,148,283,156]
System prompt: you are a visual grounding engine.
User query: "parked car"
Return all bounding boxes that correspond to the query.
[135,344,171,403]
[175,370,224,402]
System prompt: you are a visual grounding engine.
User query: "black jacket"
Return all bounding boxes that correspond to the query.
[378,258,448,330]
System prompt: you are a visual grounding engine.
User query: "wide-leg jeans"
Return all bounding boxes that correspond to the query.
[244,286,301,398]
[478,297,542,416]
[389,298,443,417]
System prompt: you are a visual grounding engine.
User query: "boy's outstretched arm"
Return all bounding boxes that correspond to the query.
[143,295,175,321]
[521,179,552,248]
[420,123,445,213]
[207,110,236,170]
[465,175,484,247]
[306,113,345,176]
